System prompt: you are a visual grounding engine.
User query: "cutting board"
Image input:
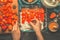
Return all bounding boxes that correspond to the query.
[0,0,18,34]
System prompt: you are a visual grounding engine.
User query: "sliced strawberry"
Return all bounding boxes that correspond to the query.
[1,25,7,31]
[50,12,56,19]
[39,8,44,13]
[8,0,13,3]
[8,25,13,31]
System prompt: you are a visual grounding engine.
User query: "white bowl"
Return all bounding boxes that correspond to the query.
[41,0,59,8]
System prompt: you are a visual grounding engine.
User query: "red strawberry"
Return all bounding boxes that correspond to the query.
[1,25,7,31]
[8,0,13,3]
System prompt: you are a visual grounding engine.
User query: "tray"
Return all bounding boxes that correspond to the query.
[0,0,18,34]
[18,0,45,32]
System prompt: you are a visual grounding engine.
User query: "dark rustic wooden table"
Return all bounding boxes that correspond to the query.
[0,30,60,40]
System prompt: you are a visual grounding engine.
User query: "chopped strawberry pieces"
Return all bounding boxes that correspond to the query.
[21,8,45,24]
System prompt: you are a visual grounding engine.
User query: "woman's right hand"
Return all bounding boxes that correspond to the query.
[30,18,41,32]
[30,18,44,40]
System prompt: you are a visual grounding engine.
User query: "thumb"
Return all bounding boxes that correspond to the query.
[30,22,35,28]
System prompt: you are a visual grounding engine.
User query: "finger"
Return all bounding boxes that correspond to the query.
[32,18,39,22]
[34,18,39,22]
[39,20,42,24]
[15,21,18,25]
[12,21,18,31]
[30,22,35,28]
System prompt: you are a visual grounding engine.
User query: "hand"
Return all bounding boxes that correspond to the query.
[30,18,41,32]
[30,18,44,40]
[12,22,20,40]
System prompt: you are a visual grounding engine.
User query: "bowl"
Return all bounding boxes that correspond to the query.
[41,0,59,8]
[22,0,37,4]
[48,22,59,32]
